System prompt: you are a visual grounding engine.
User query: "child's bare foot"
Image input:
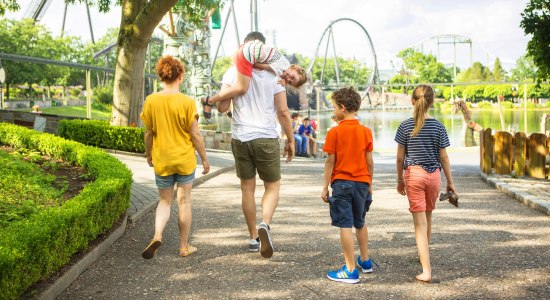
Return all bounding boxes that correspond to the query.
[415,273,432,283]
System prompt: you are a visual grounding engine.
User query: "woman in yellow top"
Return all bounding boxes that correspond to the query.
[140,55,210,259]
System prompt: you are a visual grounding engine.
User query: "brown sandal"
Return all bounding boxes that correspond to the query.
[179,245,197,257]
[142,240,162,259]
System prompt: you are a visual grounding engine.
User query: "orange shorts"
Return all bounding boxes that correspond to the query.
[404,166,441,212]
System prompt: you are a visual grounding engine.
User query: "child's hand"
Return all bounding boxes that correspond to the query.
[277,78,287,86]
[321,187,329,203]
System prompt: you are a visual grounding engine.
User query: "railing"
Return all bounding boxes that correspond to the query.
[480,128,550,179]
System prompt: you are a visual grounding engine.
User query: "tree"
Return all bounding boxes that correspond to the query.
[510,55,537,81]
[520,0,550,83]
[492,57,505,82]
[456,62,491,82]
[0,0,18,15]
[1,0,219,126]
[389,48,453,87]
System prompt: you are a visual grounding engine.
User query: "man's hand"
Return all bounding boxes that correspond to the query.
[284,141,295,162]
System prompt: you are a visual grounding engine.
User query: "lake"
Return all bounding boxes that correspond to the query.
[210,108,550,149]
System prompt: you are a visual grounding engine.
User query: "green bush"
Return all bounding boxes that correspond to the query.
[545,101,550,108]
[91,102,112,112]
[58,119,145,153]
[93,85,114,105]
[499,101,514,109]
[0,123,132,299]
[476,101,493,109]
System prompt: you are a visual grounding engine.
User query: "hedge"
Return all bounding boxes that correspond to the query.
[58,119,145,153]
[0,123,132,299]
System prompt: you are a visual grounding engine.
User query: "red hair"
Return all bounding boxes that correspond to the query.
[155,55,185,83]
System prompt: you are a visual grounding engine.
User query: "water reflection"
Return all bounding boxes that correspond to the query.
[209,109,550,148]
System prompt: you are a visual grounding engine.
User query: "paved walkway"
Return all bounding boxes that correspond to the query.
[56,150,549,299]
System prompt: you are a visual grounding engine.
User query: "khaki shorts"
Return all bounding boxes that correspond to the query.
[231,138,281,182]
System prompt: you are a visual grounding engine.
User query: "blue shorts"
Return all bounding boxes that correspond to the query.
[155,172,195,189]
[328,180,372,228]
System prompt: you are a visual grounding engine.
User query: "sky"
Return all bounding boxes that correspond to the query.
[4,0,531,71]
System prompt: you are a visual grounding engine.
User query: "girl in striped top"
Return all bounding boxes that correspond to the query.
[201,31,307,121]
[394,84,457,283]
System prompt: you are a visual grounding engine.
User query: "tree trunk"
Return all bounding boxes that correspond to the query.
[111,44,147,126]
[109,0,179,126]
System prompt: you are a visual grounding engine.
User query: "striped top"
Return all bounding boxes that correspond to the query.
[394,118,450,173]
[241,40,289,77]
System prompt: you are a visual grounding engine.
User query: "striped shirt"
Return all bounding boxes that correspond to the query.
[394,118,450,173]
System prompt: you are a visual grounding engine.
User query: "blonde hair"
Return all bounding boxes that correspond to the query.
[289,64,307,88]
[411,84,434,137]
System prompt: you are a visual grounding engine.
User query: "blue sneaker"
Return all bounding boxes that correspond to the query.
[326,265,359,284]
[357,256,373,273]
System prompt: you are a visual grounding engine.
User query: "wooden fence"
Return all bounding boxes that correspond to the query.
[480,128,550,179]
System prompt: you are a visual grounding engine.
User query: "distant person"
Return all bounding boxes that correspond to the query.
[217,32,295,258]
[322,87,374,284]
[298,117,317,158]
[291,112,307,157]
[394,84,457,283]
[140,55,210,259]
[201,31,307,121]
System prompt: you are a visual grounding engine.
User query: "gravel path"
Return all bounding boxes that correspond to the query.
[59,158,550,299]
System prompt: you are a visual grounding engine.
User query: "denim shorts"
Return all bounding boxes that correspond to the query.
[155,172,195,189]
[328,180,372,228]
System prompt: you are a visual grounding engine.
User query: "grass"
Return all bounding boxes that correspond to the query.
[40,105,111,120]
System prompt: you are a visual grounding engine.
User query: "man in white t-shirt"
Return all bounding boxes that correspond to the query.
[217,33,295,258]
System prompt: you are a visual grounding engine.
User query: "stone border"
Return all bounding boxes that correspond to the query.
[37,215,127,300]
[127,164,236,224]
[480,173,550,216]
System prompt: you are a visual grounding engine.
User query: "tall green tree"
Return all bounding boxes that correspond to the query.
[520,0,550,83]
[492,57,505,82]
[456,62,491,82]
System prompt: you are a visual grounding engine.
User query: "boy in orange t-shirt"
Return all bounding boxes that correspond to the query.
[322,87,374,284]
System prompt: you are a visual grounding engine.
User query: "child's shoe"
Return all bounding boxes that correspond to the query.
[357,256,373,273]
[326,265,359,284]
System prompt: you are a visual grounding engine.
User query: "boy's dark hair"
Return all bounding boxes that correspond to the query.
[244,31,266,43]
[332,87,361,112]
[303,117,310,122]
[291,112,300,118]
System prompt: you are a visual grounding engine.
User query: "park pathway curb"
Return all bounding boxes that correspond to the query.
[480,173,550,215]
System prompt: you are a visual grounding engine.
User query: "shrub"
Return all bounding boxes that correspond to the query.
[0,123,132,299]
[93,85,114,105]
[545,101,550,108]
[499,101,514,109]
[476,101,493,109]
[91,102,111,112]
[58,119,145,153]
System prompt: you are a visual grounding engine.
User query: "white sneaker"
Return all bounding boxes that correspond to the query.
[257,222,273,258]
[248,239,259,252]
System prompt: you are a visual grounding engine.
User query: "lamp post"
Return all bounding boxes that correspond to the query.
[0,60,5,110]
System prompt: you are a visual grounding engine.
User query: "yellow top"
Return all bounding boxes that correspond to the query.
[140,93,198,176]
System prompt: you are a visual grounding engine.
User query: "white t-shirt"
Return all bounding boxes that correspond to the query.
[222,67,286,142]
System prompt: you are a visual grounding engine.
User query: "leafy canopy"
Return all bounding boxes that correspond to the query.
[520,0,550,83]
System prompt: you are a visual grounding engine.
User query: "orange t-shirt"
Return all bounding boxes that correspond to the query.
[323,119,373,184]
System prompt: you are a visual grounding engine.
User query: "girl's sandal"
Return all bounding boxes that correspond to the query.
[201,96,214,120]
[179,245,197,257]
[141,239,162,259]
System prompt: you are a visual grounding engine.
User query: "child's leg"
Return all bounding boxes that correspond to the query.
[356,224,369,261]
[426,211,433,244]
[340,228,356,272]
[412,211,431,282]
